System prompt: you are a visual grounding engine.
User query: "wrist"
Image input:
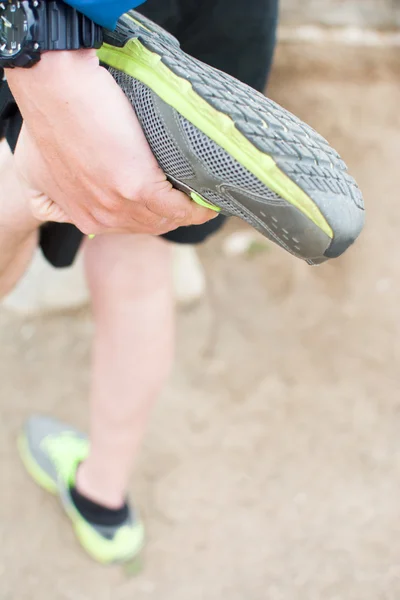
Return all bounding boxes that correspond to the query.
[5,49,100,116]
[0,1,102,70]
[6,48,99,85]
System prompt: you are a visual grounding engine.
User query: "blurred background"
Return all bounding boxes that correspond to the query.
[2,0,400,598]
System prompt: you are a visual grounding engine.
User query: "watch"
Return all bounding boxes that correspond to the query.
[0,0,103,69]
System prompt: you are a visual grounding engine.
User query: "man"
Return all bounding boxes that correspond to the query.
[0,0,280,563]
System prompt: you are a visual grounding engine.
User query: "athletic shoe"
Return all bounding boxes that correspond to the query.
[18,415,144,564]
[98,11,365,265]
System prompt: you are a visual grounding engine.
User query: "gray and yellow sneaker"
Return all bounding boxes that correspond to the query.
[18,416,144,564]
[98,11,365,265]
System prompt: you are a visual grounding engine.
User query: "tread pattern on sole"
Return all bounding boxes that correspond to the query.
[114,12,364,216]
[102,11,365,262]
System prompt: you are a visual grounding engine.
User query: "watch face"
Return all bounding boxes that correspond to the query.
[0,2,28,58]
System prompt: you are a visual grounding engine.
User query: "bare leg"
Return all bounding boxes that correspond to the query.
[0,141,38,298]
[77,233,174,508]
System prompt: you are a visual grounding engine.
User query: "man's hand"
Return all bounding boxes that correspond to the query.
[6,50,215,235]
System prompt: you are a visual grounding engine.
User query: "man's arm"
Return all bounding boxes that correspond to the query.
[5,2,215,235]
[65,0,146,29]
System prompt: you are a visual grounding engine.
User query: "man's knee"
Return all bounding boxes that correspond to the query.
[84,233,172,298]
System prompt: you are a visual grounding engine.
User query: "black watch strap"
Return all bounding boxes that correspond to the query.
[35,0,103,51]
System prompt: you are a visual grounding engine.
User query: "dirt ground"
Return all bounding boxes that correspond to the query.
[1,42,400,599]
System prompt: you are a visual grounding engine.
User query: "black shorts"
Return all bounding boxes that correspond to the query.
[0,0,279,267]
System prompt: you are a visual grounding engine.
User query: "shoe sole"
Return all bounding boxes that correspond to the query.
[98,11,364,264]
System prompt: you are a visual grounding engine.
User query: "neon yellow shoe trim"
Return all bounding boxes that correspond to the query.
[98,41,333,239]
[190,192,221,212]
[41,434,88,484]
[69,502,145,565]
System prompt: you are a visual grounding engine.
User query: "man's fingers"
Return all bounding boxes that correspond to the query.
[29,192,72,224]
[15,119,218,235]
[185,201,220,226]
[164,189,219,227]
[143,182,219,226]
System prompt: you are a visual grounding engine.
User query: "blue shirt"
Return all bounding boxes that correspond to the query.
[65,0,146,30]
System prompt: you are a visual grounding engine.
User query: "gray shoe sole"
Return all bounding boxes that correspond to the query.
[99,11,365,264]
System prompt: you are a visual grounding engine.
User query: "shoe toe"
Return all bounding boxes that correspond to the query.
[319,190,365,260]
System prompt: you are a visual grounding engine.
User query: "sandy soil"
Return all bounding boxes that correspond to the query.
[1,43,400,599]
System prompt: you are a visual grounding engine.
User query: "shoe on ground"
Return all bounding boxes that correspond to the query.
[18,415,144,564]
